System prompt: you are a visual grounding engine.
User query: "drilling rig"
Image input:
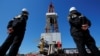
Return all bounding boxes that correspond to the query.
[37,3,64,56]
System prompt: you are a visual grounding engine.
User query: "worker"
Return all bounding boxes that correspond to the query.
[67,7,100,56]
[0,8,29,56]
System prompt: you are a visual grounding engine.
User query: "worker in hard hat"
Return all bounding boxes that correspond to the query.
[0,8,29,56]
[67,7,100,56]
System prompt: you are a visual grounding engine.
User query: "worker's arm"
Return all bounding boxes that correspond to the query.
[80,16,91,30]
[7,19,14,34]
[7,27,14,34]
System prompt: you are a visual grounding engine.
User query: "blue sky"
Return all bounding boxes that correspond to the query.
[0,0,100,54]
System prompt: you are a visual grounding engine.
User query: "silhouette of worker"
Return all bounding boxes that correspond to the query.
[67,7,100,56]
[0,8,29,56]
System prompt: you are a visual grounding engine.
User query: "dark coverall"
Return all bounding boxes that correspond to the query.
[0,11,28,56]
[68,10,100,56]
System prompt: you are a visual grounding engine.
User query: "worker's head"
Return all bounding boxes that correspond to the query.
[21,8,29,16]
[69,7,77,12]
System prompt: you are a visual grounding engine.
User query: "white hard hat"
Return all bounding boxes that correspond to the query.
[69,7,76,12]
[22,8,27,11]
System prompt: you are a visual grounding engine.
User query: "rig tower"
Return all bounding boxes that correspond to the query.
[38,3,62,55]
